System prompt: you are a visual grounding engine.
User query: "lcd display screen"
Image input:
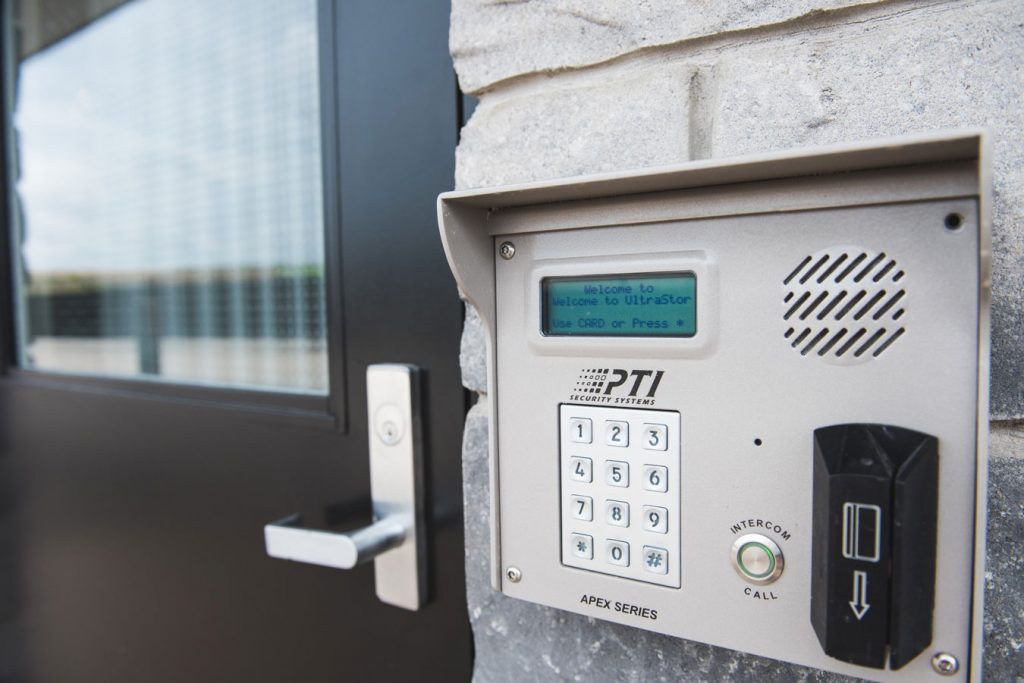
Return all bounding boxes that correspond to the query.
[542,273,697,337]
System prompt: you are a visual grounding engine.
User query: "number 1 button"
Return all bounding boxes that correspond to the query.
[642,423,668,451]
[569,418,592,444]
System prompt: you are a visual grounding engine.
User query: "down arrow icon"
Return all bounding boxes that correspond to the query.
[849,570,871,620]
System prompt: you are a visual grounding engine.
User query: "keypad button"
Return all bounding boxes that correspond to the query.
[571,533,594,559]
[605,420,629,447]
[606,500,629,527]
[568,417,592,444]
[642,505,669,534]
[642,423,668,451]
[642,465,668,492]
[605,460,629,487]
[642,546,669,574]
[570,456,593,483]
[607,540,630,566]
[571,495,593,521]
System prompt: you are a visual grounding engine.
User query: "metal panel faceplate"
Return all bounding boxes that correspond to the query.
[438,133,990,682]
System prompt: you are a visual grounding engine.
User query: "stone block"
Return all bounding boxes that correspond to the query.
[461,303,489,394]
[455,64,693,190]
[451,0,880,94]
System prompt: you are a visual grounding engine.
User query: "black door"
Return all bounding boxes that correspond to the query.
[0,1,471,681]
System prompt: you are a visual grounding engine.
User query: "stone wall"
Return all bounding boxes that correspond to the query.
[452,1,1023,680]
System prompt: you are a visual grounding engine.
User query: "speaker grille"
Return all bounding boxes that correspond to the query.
[782,247,906,364]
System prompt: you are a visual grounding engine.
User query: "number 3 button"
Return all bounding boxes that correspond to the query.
[642,423,667,451]
[642,465,668,492]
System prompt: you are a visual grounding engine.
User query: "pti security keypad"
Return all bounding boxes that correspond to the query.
[560,404,681,588]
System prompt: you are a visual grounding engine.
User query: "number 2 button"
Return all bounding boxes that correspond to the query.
[605,421,628,447]
[570,457,593,483]
[642,465,668,492]
[642,423,667,451]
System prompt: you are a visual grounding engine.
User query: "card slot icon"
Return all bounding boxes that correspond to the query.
[842,502,881,563]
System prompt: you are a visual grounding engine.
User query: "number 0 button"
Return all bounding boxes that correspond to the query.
[642,423,668,451]
[642,465,668,492]
[570,457,593,483]
[605,421,629,447]
[607,540,630,567]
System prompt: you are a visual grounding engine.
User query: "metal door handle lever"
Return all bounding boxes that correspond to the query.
[263,364,426,610]
[264,514,406,570]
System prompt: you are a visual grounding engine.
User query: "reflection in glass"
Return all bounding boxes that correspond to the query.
[9,0,328,393]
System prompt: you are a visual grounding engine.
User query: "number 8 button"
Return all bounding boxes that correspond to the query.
[642,465,668,492]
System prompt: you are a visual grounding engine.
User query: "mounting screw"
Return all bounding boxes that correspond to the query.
[499,241,516,260]
[944,212,964,231]
[931,653,959,676]
[505,566,522,583]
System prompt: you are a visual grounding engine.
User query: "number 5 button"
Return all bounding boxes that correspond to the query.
[606,461,629,487]
[642,465,668,492]
[642,423,668,451]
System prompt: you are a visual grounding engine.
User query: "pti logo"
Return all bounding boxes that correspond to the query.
[574,369,665,398]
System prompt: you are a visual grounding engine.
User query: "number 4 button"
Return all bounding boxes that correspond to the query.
[642,423,668,451]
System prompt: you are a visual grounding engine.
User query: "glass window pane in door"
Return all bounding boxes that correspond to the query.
[7,0,328,394]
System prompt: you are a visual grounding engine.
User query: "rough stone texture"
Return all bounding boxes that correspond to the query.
[461,304,489,394]
[450,0,882,94]
[454,0,1024,680]
[984,425,1024,682]
[455,63,693,189]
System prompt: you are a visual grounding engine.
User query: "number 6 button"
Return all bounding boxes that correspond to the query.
[642,465,668,492]
[642,423,667,451]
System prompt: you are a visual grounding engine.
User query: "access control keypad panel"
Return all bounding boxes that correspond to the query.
[559,404,681,588]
